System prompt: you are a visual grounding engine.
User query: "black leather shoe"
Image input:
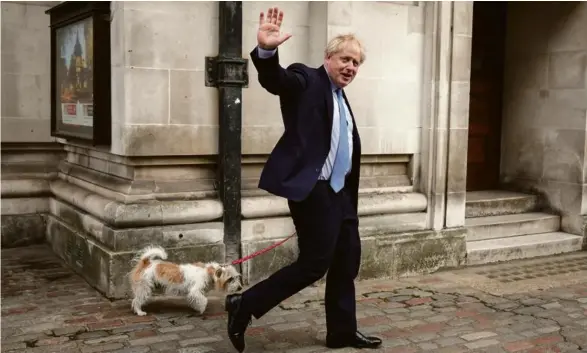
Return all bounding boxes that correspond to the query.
[225,294,251,352]
[326,331,382,349]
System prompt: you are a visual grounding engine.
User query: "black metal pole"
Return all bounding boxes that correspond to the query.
[206,1,248,266]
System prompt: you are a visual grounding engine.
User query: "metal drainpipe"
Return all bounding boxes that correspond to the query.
[205,1,248,268]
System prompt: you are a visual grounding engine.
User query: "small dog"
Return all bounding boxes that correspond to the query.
[129,245,243,316]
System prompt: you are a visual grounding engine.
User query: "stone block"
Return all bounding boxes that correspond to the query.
[543,129,585,184]
[241,236,299,286]
[392,228,466,276]
[500,127,545,181]
[432,128,449,193]
[535,89,587,131]
[360,213,428,236]
[242,72,282,126]
[504,54,548,91]
[169,70,217,125]
[1,214,46,248]
[1,197,49,215]
[1,117,52,143]
[445,192,466,228]
[0,25,50,75]
[547,2,587,52]
[548,51,586,89]
[451,35,472,82]
[241,126,284,155]
[243,2,311,28]
[447,128,468,193]
[124,4,218,70]
[117,124,218,156]
[449,82,470,129]
[407,3,425,34]
[308,2,328,66]
[429,192,446,231]
[453,2,473,36]
[326,1,353,27]
[505,3,551,56]
[126,68,169,124]
[1,73,50,120]
[381,127,422,154]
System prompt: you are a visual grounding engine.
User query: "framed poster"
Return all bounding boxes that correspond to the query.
[46,2,111,145]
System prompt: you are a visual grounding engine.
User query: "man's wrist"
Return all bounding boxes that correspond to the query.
[258,44,276,50]
[257,46,277,59]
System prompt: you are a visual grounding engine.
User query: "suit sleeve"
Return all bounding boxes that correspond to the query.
[250,46,308,96]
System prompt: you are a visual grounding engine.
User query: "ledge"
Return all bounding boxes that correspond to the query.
[241,212,428,242]
[1,179,52,198]
[242,191,427,219]
[58,161,217,203]
[50,198,224,251]
[50,179,223,228]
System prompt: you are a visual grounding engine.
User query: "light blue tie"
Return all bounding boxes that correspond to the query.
[330,89,350,193]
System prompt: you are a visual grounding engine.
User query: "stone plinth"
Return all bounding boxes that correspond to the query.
[45,147,226,298]
[1,143,64,247]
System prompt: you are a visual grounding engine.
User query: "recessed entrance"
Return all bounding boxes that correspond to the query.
[466,2,508,191]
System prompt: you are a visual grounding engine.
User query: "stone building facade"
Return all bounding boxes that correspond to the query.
[2,1,586,299]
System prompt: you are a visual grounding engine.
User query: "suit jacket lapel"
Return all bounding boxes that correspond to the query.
[318,66,334,134]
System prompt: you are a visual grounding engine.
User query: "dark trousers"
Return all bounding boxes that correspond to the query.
[241,181,361,334]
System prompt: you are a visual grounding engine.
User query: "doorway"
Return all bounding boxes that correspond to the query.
[466,2,508,191]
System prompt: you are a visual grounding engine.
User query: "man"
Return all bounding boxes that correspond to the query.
[225,7,382,352]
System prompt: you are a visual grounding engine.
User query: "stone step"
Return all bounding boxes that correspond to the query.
[466,232,584,265]
[466,190,539,218]
[465,212,560,242]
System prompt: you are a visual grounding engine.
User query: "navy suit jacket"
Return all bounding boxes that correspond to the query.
[250,47,362,212]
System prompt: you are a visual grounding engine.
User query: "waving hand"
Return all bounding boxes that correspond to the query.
[257,7,292,50]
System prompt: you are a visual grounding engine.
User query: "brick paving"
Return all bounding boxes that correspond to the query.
[2,245,587,353]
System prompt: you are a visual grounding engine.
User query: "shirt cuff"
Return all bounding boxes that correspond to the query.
[257,46,277,59]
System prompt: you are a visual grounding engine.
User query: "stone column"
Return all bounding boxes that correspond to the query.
[446,2,473,228]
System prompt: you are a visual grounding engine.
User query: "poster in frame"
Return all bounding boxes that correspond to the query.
[46,1,111,145]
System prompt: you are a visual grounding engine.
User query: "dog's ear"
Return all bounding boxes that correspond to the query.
[215,267,223,278]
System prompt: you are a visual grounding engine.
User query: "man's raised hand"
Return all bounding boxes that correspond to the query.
[257,7,292,50]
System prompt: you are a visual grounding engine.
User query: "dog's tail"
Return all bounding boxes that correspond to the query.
[139,245,168,262]
[132,245,167,269]
[129,246,168,283]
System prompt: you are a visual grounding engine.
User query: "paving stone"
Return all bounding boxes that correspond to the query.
[461,331,498,341]
[4,245,587,353]
[436,336,465,347]
[464,338,500,349]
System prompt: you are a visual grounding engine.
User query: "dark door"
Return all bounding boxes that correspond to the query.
[466,2,508,191]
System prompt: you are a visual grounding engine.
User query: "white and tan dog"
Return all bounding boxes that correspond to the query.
[129,245,243,316]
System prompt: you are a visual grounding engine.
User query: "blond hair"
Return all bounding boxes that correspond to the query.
[324,34,366,64]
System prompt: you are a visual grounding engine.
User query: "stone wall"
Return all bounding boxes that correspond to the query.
[1,1,469,298]
[500,2,587,235]
[1,1,64,247]
[239,2,466,285]
[1,1,53,143]
[242,2,424,157]
[109,1,219,157]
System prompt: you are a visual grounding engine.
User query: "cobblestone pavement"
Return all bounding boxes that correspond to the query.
[2,245,587,353]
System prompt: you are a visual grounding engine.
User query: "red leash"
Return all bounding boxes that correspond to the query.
[230,232,297,266]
